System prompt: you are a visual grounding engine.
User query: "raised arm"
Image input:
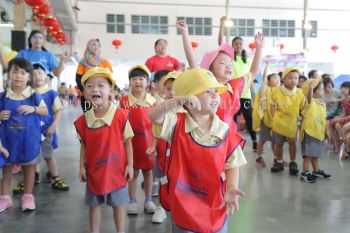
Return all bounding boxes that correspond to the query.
[250,32,264,78]
[176,20,199,69]
[218,16,226,46]
[259,61,269,96]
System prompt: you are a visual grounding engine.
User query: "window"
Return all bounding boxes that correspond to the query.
[177,17,212,36]
[106,14,125,33]
[131,15,168,34]
[262,19,295,37]
[225,19,255,37]
[302,20,317,38]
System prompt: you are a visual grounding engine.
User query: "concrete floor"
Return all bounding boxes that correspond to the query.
[0,106,349,233]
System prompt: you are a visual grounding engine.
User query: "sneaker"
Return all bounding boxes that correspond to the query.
[34,172,40,184]
[52,177,70,191]
[271,162,284,172]
[21,194,35,212]
[0,196,13,213]
[312,170,331,180]
[152,182,159,197]
[300,171,317,183]
[289,161,299,175]
[144,201,156,214]
[256,157,266,167]
[152,206,167,223]
[127,201,138,215]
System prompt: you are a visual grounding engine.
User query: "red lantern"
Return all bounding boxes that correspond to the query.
[191,41,199,49]
[44,17,59,27]
[25,0,45,7]
[331,45,339,53]
[112,39,122,48]
[280,43,285,51]
[32,6,39,14]
[38,4,51,16]
[47,24,61,35]
[38,14,46,20]
[248,42,256,51]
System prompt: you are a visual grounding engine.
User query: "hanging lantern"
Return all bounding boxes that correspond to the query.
[112,39,122,48]
[331,45,339,53]
[191,40,199,49]
[38,4,51,16]
[280,43,285,51]
[47,24,61,35]
[56,32,67,41]
[248,42,256,51]
[44,17,59,27]
[25,0,45,7]
[32,6,40,14]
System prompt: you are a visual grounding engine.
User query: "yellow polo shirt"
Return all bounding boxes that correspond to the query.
[35,84,62,112]
[84,104,134,141]
[153,112,247,169]
[127,92,156,107]
[6,86,46,107]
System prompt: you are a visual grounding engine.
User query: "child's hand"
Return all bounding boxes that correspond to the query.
[176,20,188,34]
[0,110,10,121]
[124,164,134,181]
[146,144,156,156]
[254,32,264,49]
[220,16,228,25]
[17,105,35,115]
[181,96,201,111]
[0,147,9,158]
[79,167,87,182]
[45,125,56,136]
[220,187,245,215]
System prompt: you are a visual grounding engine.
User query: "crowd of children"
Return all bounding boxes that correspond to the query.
[0,18,349,233]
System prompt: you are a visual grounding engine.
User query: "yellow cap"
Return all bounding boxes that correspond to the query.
[282,67,301,79]
[128,65,151,79]
[162,71,180,86]
[81,67,115,86]
[302,76,322,96]
[173,68,227,96]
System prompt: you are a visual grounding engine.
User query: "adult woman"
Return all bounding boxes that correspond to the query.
[16,30,65,77]
[145,39,180,73]
[75,39,113,111]
[218,16,257,152]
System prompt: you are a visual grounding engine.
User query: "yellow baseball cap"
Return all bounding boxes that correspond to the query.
[81,67,115,86]
[162,71,180,86]
[282,67,301,79]
[128,65,151,79]
[302,76,322,96]
[173,68,227,96]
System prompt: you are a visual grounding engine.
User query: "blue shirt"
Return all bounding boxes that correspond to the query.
[16,49,58,72]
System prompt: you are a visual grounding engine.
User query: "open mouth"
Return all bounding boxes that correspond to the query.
[92,95,101,100]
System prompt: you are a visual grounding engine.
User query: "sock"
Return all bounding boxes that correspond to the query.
[145,195,152,202]
[277,160,283,163]
[130,197,137,203]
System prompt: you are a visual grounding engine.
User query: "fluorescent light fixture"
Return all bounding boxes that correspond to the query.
[0,23,14,28]
[224,20,233,27]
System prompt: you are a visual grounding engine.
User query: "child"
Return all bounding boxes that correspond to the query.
[0,140,10,181]
[253,62,280,167]
[119,65,157,215]
[0,58,48,213]
[300,77,331,182]
[149,68,246,233]
[152,69,169,103]
[270,68,305,175]
[74,67,133,233]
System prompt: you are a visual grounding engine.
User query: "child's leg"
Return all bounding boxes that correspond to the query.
[287,138,297,161]
[275,143,284,161]
[45,158,58,177]
[256,139,266,157]
[272,142,277,159]
[335,123,345,140]
[89,206,101,233]
[1,165,13,195]
[112,206,125,232]
[311,158,320,172]
[302,157,311,173]
[142,169,153,198]
[128,168,139,201]
[22,165,35,194]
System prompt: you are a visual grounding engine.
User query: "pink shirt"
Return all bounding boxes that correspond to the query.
[145,55,180,72]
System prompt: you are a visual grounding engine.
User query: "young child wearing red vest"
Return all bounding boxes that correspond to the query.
[149,68,246,233]
[119,65,157,215]
[74,67,134,233]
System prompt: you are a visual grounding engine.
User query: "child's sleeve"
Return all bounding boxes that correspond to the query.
[225,146,247,170]
[53,96,63,112]
[123,120,134,142]
[152,112,177,144]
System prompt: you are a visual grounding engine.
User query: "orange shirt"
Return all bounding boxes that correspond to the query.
[76,59,113,76]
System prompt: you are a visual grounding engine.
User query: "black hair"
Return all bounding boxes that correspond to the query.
[267,73,278,81]
[129,68,148,80]
[153,69,169,83]
[28,30,47,51]
[232,37,247,63]
[253,79,259,84]
[313,81,323,93]
[33,63,46,72]
[322,73,331,80]
[8,58,33,74]
[340,81,350,94]
[322,76,334,88]
[308,70,318,79]
[154,39,167,48]
[299,75,308,81]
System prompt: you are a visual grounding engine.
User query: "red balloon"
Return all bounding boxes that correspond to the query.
[331,45,339,53]
[280,43,285,50]
[25,0,45,7]
[191,41,199,48]
[112,39,122,48]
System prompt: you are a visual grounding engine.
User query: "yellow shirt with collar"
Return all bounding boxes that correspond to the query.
[85,103,134,141]
[35,84,63,112]
[127,92,156,107]
[153,112,247,169]
[154,92,164,103]
[6,86,46,107]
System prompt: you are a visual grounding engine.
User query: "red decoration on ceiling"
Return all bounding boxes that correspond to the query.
[112,39,122,48]
[25,0,45,7]
[331,45,339,53]
[191,41,199,49]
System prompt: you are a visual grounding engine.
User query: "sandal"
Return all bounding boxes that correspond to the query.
[52,178,70,191]
[13,182,24,195]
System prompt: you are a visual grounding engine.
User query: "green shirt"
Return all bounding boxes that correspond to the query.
[233,56,251,99]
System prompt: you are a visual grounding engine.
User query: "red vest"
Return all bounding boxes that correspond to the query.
[120,96,155,170]
[74,108,129,195]
[160,113,243,233]
[217,78,245,148]
[156,139,170,173]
